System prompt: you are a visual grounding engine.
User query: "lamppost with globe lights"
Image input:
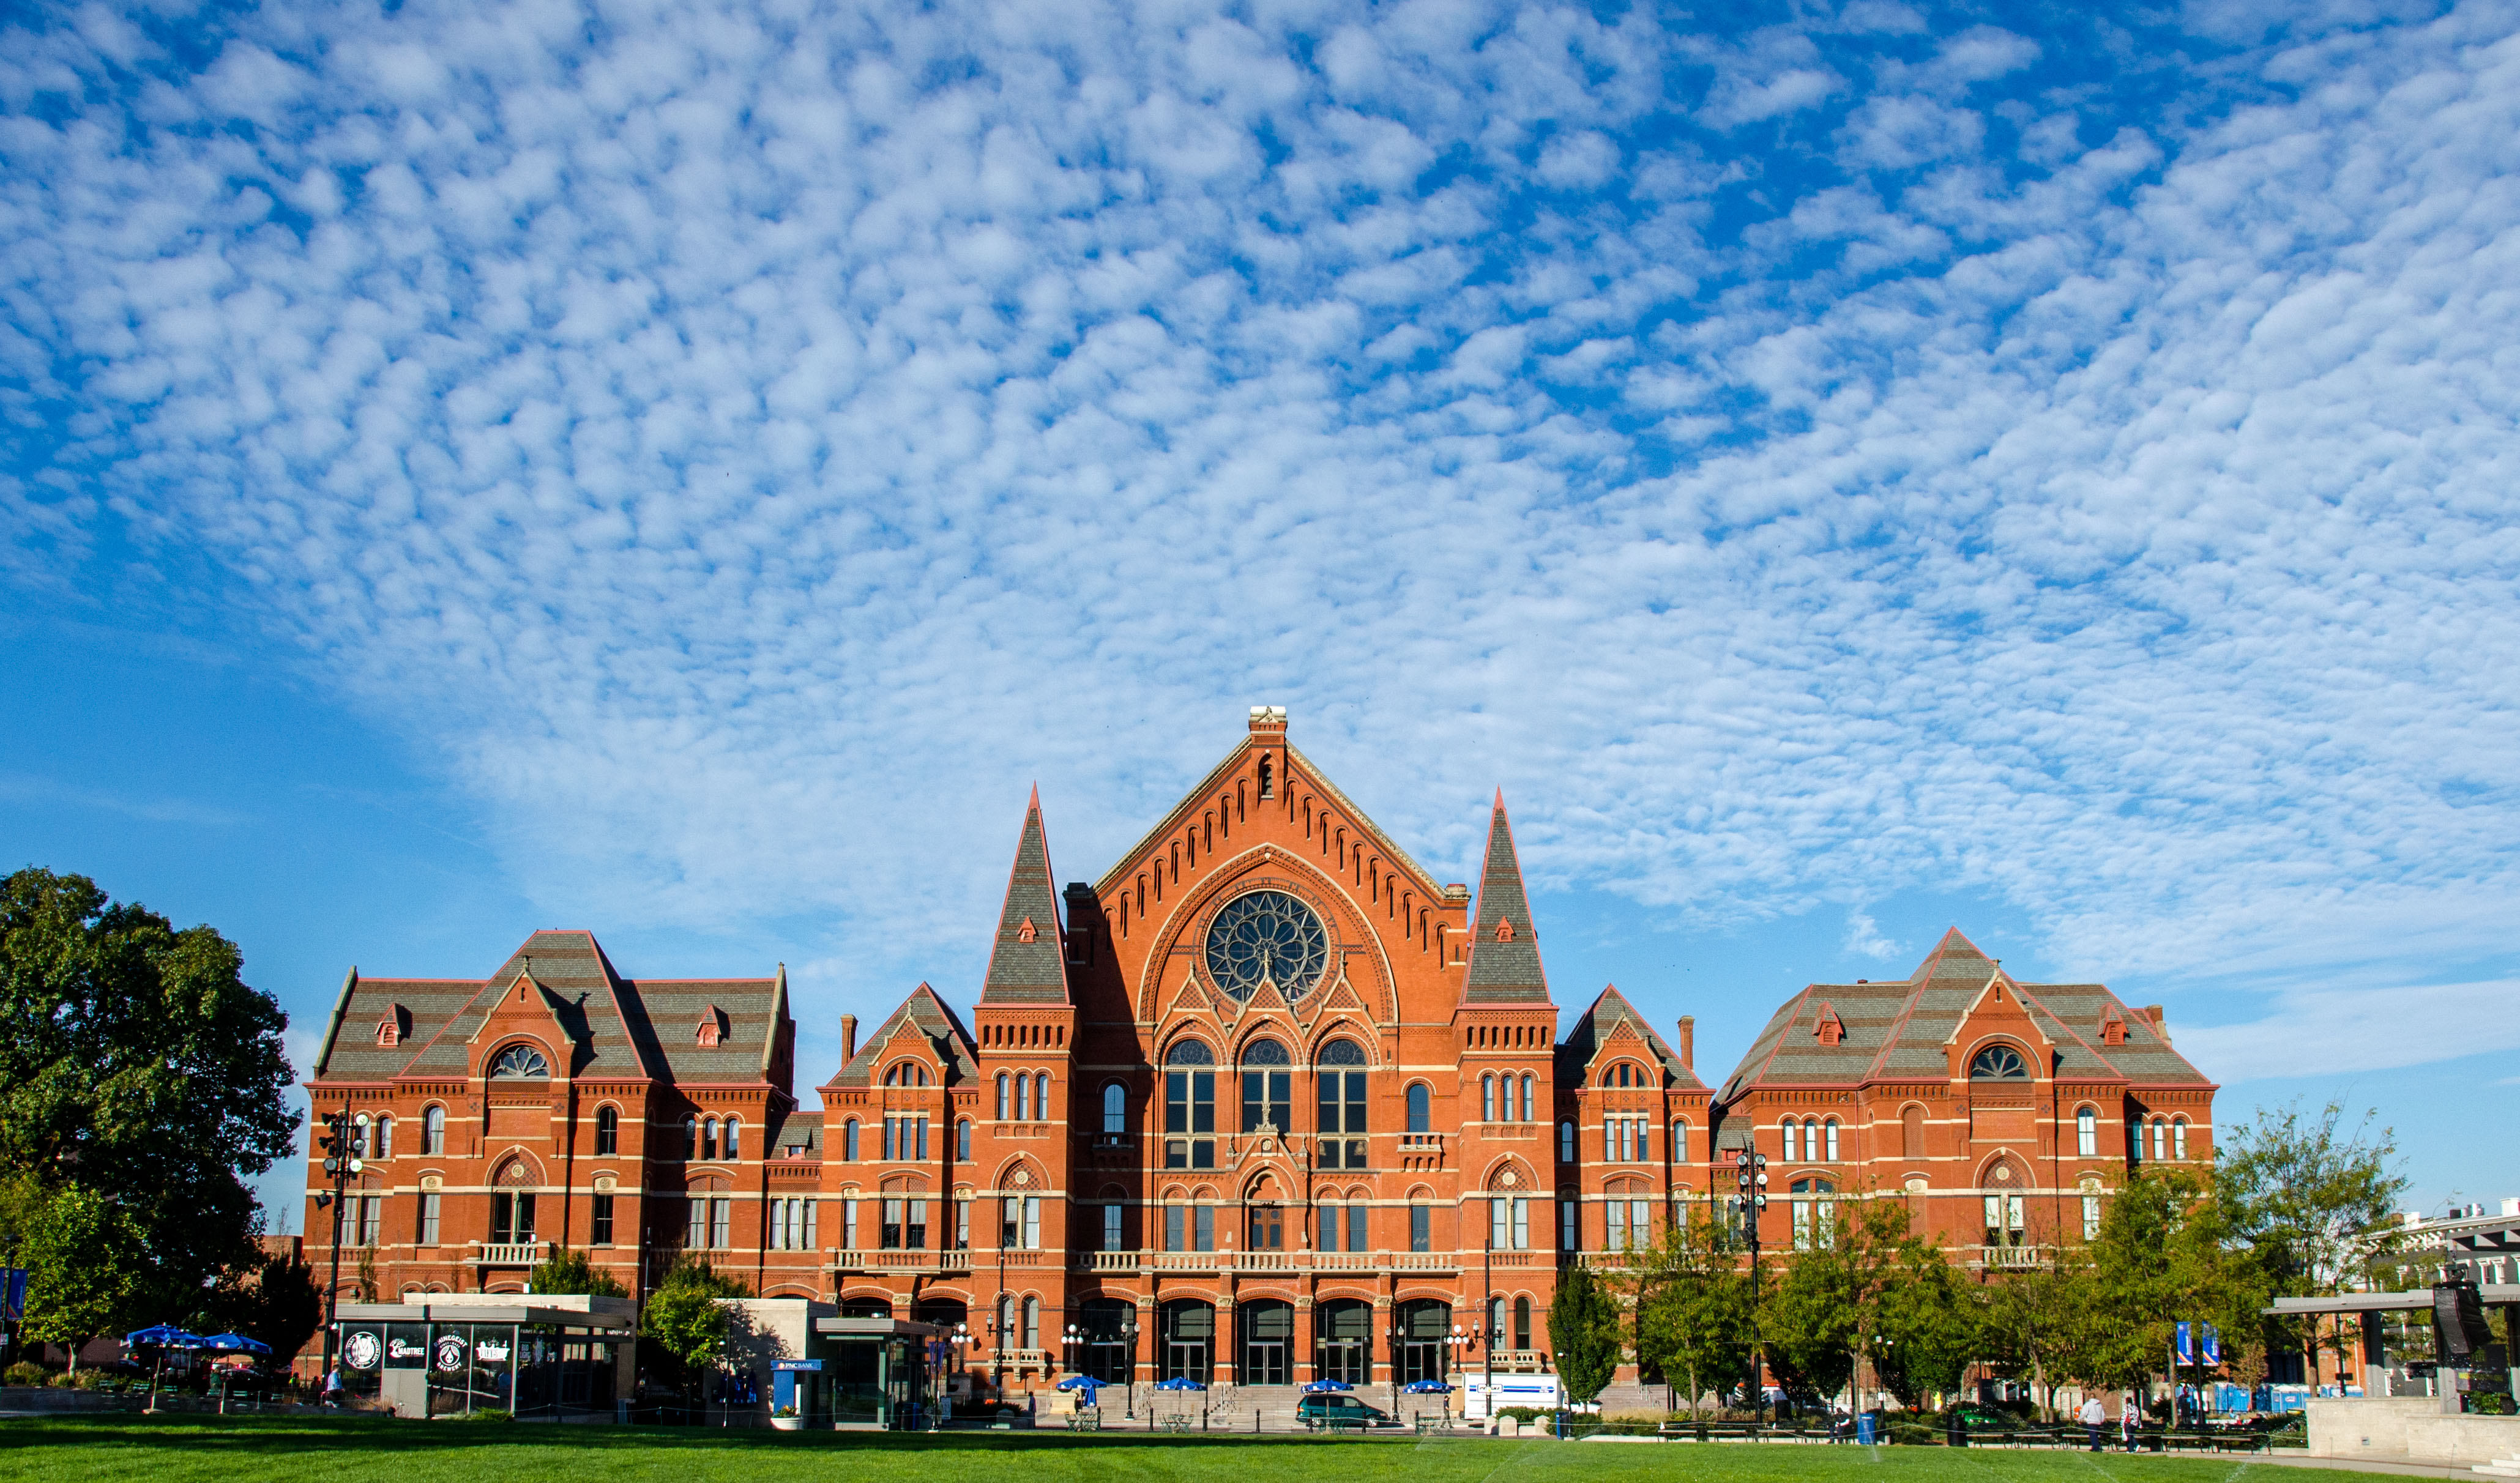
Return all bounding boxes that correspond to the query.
[1734,1148,1770,1428]
[313,1096,370,1381]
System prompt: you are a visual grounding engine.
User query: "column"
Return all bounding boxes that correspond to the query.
[1294,1295,1315,1385]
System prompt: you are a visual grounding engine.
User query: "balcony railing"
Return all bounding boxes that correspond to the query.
[475,1241,546,1266]
[1072,1248,1474,1274]
[1977,1244,2045,1269]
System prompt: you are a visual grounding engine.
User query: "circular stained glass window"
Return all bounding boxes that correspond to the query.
[1203,890,1329,1002]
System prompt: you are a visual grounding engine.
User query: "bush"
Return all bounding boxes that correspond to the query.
[464,1407,512,1422]
[45,1369,80,1388]
[4,1361,47,1387]
[72,1368,108,1390]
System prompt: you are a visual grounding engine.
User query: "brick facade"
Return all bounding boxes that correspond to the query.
[301,708,2215,1399]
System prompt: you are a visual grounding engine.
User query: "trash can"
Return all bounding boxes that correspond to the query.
[1857,1414,1876,1445]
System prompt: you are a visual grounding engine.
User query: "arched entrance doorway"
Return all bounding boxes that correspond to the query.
[839,1296,893,1318]
[1315,1299,1371,1384]
[1081,1298,1135,1383]
[1237,1299,1293,1386]
[1395,1298,1450,1385]
[1160,1299,1213,1385]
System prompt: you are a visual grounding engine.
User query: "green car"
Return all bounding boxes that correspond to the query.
[1947,1405,2018,1430]
[1298,1393,1391,1426]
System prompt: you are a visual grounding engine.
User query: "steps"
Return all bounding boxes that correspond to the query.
[2469,1457,2520,1477]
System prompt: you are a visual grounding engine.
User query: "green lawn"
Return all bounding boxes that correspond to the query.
[0,1417,2379,1483]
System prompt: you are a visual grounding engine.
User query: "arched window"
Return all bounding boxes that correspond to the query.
[723,1117,740,1161]
[423,1104,445,1156]
[703,1117,720,1161]
[1901,1104,1924,1159]
[489,1043,550,1078]
[2172,1117,2189,1159]
[995,1073,1010,1121]
[956,1118,972,1161]
[1036,1072,1053,1120]
[1242,1038,1289,1065]
[2076,1106,2098,1158]
[1166,1040,1218,1170]
[1559,1121,1575,1164]
[1167,1039,1216,1065]
[1102,1082,1127,1134]
[1969,1043,2029,1080]
[1023,1295,1041,1351]
[1406,1083,1430,1133]
[1783,1120,1800,1162]
[1240,1043,1289,1134]
[595,1106,619,1156]
[1481,1074,1496,1123]
[1513,1295,1532,1351]
[681,1115,698,1161]
[1015,1074,1032,1122]
[1790,1176,1838,1250]
[1519,1074,1534,1123]
[374,1117,393,1161]
[1824,1118,1839,1162]
[2153,1118,2169,1162]
[1316,1039,1366,1169]
[842,1118,859,1162]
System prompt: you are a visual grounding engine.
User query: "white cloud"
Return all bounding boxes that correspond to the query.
[1,0,2518,1089]
[2179,979,2520,1083]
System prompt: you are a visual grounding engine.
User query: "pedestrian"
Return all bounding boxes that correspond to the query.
[322,1367,344,1409]
[2122,1394,2141,1452]
[2080,1394,2105,1451]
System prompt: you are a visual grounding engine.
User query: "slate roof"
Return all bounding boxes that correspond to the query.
[1463,794,1551,1005]
[980,788,1072,1005]
[770,1109,823,1159]
[1713,927,2213,1102]
[1558,984,1706,1090]
[308,929,791,1092]
[821,984,979,1089]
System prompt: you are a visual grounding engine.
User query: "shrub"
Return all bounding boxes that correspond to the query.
[4,1361,47,1387]
[72,1368,108,1390]
[46,1369,80,1388]
[465,1407,512,1422]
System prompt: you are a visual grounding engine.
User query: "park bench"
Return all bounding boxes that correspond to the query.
[1159,1415,1193,1433]
[1413,1415,1453,1435]
[1064,1411,1102,1432]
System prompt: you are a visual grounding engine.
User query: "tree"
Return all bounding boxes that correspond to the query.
[0,869,296,1317]
[638,1253,750,1404]
[529,1247,627,1298]
[1630,1211,1753,1416]
[1759,1197,1969,1413]
[1979,1251,2097,1418]
[17,1183,145,1370]
[2087,1168,2256,1397]
[1548,1260,1622,1406]
[2218,1100,2408,1380]
[198,1245,324,1367]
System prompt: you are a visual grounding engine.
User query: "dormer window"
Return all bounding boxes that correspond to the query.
[1494,916,1515,942]
[2101,1016,2127,1046]
[1814,1005,1844,1047]
[375,1003,411,1047]
[1016,917,1038,944]
[696,1006,725,1048]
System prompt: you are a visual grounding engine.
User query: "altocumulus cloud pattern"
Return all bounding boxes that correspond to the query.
[4,0,2518,1074]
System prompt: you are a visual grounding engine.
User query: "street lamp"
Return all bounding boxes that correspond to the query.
[315,1099,368,1384]
[1120,1317,1139,1421]
[1734,1149,1770,1429]
[1064,1322,1081,1378]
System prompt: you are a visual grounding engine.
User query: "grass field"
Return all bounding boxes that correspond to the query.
[0,1418,2404,1483]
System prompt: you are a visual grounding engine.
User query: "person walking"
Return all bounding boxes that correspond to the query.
[2080,1394,2105,1451]
[322,1366,344,1409]
[2121,1394,2141,1452]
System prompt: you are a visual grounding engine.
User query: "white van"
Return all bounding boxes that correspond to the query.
[1464,1374,1563,1421]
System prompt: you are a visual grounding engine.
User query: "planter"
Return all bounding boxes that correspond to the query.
[771,1415,805,1431]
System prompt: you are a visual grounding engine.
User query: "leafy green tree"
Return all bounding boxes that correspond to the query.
[1548,1259,1622,1405]
[198,1245,324,1366]
[17,1183,145,1370]
[1630,1211,1753,1416]
[1871,1224,1978,1408]
[1759,1197,1969,1412]
[2087,1168,2254,1396]
[2218,1100,2407,1380]
[639,1253,751,1404]
[529,1247,627,1298]
[1978,1251,2097,1418]
[0,869,296,1316]
[1761,1240,1856,1407]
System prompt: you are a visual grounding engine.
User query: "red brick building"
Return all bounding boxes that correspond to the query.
[300,709,2215,1401]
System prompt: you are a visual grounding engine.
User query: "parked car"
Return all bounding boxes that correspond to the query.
[1944,1405,2019,1430]
[1298,1393,1392,1426]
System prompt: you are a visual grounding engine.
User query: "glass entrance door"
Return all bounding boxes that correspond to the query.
[1315,1299,1371,1384]
[1160,1301,1213,1385]
[1239,1301,1291,1386]
[1395,1299,1451,1385]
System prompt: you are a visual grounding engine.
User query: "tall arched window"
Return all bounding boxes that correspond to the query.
[1023,1295,1041,1351]
[681,1115,698,1161]
[423,1104,445,1156]
[1519,1075,1534,1123]
[1102,1082,1127,1134]
[723,1118,740,1161]
[841,1118,859,1161]
[1481,1074,1496,1123]
[1240,1041,1290,1134]
[595,1106,619,1156]
[374,1117,393,1161]
[2153,1118,2169,1162]
[1783,1120,1801,1162]
[2172,1117,2189,1160]
[1015,1074,1032,1122]
[2076,1106,2098,1158]
[1901,1104,1924,1159]
[1406,1083,1430,1134]
[996,1073,1010,1121]
[1559,1121,1574,1164]
[1036,1072,1052,1118]
[1166,1040,1218,1170]
[1316,1039,1366,1170]
[1513,1295,1531,1351]
[956,1118,972,1161]
[1824,1118,1840,1162]
[1672,1118,1690,1164]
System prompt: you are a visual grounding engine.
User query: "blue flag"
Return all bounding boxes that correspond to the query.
[2202,1324,2221,1367]
[0,1269,25,1321]
[2175,1321,2196,1365]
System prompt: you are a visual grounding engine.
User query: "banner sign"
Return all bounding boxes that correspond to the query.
[0,1269,25,1322]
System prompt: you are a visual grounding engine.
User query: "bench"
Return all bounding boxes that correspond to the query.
[1160,1415,1193,1433]
[1414,1416,1453,1435]
[1065,1413,1102,1432]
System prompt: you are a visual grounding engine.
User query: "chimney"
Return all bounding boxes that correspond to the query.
[2144,1005,2170,1043]
[1677,1016,1694,1070]
[841,1014,859,1066]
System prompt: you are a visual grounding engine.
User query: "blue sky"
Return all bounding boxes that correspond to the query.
[6,0,2518,1228]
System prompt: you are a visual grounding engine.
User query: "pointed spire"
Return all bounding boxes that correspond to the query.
[1463,792,1550,1005]
[982,787,1072,1005]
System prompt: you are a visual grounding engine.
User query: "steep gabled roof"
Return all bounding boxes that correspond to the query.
[1462,793,1550,1005]
[1559,984,1705,1090]
[981,788,1072,1005]
[1715,927,2215,1101]
[822,984,979,1088]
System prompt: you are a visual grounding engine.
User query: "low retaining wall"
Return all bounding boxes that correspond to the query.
[2308,1398,2520,1465]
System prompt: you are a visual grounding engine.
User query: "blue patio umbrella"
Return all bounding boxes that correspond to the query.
[1055,1375,1104,1392]
[125,1325,204,1349]
[1301,1379,1353,1392]
[1154,1377,1207,1391]
[199,1334,272,1357]
[1401,1380,1453,1394]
